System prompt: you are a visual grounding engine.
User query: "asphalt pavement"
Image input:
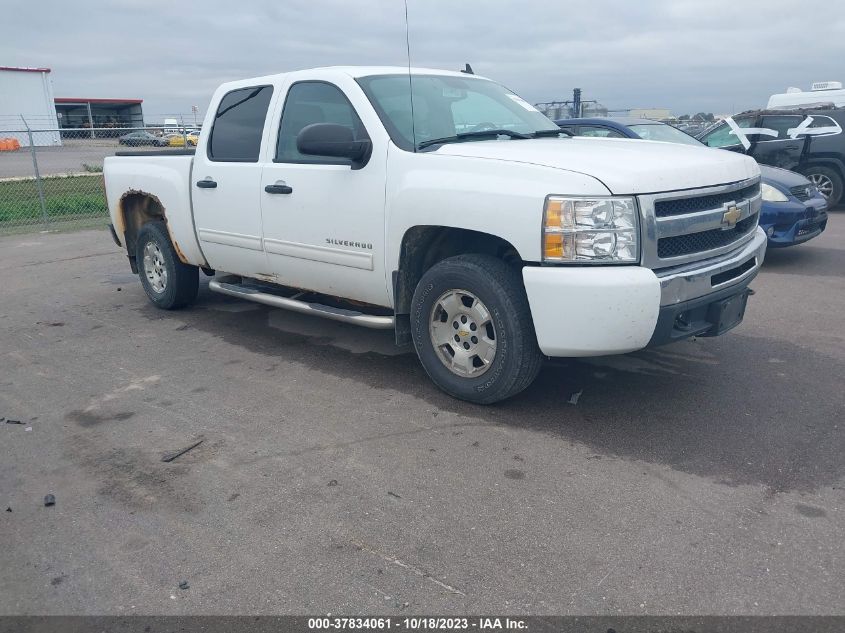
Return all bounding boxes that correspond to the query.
[0,139,159,179]
[0,218,843,615]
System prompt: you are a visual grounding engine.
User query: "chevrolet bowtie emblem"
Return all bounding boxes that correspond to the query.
[722,206,742,227]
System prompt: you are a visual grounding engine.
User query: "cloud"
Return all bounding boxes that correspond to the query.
[2,0,843,118]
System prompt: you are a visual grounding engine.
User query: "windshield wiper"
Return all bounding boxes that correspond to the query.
[418,129,531,150]
[530,129,573,138]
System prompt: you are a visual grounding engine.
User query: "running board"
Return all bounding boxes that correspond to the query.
[208,279,395,330]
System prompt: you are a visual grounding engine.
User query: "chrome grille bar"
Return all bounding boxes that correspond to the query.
[639,177,762,269]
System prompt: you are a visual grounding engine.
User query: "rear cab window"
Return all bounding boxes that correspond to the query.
[208,86,274,162]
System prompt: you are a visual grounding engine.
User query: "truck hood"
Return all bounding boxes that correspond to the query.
[434,136,760,194]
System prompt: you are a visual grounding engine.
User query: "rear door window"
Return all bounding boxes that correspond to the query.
[208,85,274,162]
[759,116,803,140]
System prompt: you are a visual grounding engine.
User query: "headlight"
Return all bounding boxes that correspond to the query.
[543,196,639,262]
[761,182,788,203]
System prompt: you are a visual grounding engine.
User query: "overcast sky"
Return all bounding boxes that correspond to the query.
[3,0,844,119]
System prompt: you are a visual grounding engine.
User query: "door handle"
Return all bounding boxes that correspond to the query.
[196,179,217,189]
[265,183,293,194]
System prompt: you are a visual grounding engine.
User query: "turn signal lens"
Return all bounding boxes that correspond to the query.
[544,233,564,259]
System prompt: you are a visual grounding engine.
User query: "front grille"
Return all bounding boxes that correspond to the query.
[790,185,811,201]
[654,182,760,217]
[658,213,758,258]
[797,222,822,236]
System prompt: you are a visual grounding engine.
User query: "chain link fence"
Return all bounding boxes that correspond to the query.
[0,121,197,235]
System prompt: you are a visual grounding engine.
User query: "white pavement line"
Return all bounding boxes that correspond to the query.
[352,540,466,596]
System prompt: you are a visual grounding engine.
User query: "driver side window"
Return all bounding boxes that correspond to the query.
[275,81,369,164]
[702,118,753,148]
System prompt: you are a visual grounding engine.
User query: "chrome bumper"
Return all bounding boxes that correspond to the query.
[656,227,767,306]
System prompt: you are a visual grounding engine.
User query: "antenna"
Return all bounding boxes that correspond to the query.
[404,0,417,151]
[461,63,474,75]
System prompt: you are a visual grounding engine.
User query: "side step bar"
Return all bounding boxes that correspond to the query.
[208,279,395,330]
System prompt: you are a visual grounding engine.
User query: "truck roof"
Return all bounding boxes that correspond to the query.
[217,66,489,92]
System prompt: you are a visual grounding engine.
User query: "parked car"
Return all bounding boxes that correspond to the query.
[696,107,845,206]
[104,66,766,403]
[118,131,168,147]
[557,117,828,247]
[165,133,199,147]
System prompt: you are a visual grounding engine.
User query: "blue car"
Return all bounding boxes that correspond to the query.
[556,117,829,247]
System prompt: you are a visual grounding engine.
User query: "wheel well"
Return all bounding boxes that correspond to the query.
[393,226,523,315]
[799,160,845,179]
[117,192,167,272]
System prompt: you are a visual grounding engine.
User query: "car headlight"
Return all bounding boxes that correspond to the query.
[761,182,789,203]
[543,196,639,262]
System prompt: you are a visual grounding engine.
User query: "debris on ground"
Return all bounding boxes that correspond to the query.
[178,581,190,590]
[387,491,401,499]
[161,439,204,463]
[5,507,11,512]
[43,494,56,507]
[327,479,338,487]
[568,390,583,405]
[5,419,23,425]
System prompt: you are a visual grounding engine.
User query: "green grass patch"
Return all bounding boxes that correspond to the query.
[0,175,108,228]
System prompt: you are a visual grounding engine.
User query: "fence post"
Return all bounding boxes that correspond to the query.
[21,116,49,230]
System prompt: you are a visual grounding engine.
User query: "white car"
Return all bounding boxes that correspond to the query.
[104,66,766,403]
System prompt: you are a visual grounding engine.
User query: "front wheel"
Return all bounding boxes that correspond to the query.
[136,221,199,309]
[410,254,543,404]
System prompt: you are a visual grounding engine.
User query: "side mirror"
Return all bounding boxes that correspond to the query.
[296,123,372,169]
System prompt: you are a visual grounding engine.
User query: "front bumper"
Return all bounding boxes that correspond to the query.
[522,228,767,357]
[760,196,828,248]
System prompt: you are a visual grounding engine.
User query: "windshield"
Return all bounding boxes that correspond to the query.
[628,123,703,146]
[357,74,560,150]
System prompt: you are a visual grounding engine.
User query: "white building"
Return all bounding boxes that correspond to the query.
[0,66,61,146]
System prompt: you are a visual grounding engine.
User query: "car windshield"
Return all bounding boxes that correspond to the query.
[628,123,703,146]
[357,74,560,150]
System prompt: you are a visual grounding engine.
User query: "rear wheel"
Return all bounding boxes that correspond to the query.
[136,221,198,309]
[801,165,843,206]
[410,254,543,404]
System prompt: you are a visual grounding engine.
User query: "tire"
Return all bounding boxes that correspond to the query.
[410,254,543,404]
[136,221,199,309]
[800,165,843,207]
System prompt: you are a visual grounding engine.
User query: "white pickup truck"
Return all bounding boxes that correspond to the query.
[104,66,766,403]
